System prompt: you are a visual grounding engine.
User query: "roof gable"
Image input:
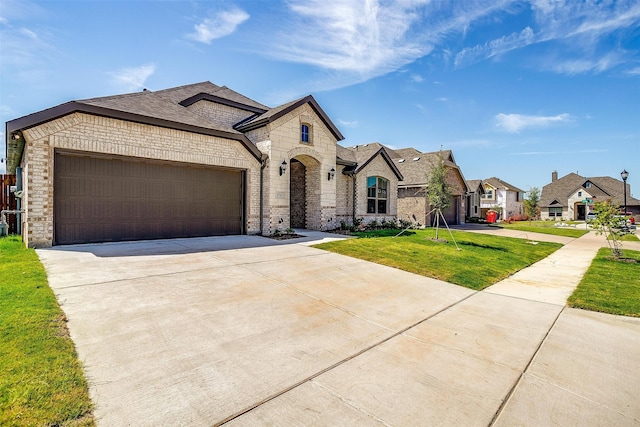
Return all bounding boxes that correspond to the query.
[235,95,344,141]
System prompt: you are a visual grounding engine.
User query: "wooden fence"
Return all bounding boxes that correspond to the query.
[1,174,18,234]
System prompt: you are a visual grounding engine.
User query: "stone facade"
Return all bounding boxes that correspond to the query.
[356,155,399,225]
[18,112,262,247]
[254,104,339,234]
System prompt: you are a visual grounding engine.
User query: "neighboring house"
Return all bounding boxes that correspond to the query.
[540,171,640,221]
[479,177,525,220]
[339,143,469,226]
[465,179,485,219]
[392,148,469,226]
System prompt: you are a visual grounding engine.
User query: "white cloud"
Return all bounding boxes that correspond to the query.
[411,74,424,83]
[495,113,572,133]
[187,7,249,44]
[111,64,156,92]
[338,119,358,127]
[455,1,640,74]
[269,0,433,80]
[455,27,535,68]
[435,97,448,102]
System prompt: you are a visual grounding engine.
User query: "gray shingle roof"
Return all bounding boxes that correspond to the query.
[540,172,639,207]
[483,177,525,193]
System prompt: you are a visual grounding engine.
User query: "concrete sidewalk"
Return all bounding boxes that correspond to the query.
[37,230,640,426]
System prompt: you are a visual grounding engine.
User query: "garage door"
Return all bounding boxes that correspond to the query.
[54,152,244,245]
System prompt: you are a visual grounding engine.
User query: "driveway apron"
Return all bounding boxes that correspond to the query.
[37,231,640,426]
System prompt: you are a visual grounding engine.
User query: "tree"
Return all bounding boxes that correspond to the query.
[426,151,452,240]
[591,200,623,258]
[524,187,540,221]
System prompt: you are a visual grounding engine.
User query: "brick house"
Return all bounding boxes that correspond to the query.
[5,82,408,247]
[338,143,469,226]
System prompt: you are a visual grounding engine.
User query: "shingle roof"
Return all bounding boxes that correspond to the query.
[483,177,525,193]
[466,179,485,194]
[6,81,270,164]
[235,95,344,141]
[337,143,402,179]
[540,172,639,207]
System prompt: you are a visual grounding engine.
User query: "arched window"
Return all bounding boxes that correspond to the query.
[367,176,388,214]
[301,123,311,143]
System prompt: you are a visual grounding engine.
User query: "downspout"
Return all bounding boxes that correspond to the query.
[16,167,22,235]
[259,154,268,235]
[352,174,356,224]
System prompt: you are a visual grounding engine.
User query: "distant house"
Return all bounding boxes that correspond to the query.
[465,179,485,219]
[479,177,525,220]
[540,171,640,221]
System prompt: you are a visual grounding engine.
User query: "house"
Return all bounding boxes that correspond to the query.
[338,143,469,226]
[465,179,485,220]
[391,148,468,226]
[540,171,640,221]
[479,177,525,220]
[6,81,407,247]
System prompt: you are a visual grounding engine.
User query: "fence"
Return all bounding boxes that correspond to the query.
[1,174,18,234]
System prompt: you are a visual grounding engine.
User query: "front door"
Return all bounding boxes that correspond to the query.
[290,159,306,228]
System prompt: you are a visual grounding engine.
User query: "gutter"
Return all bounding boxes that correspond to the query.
[259,154,268,234]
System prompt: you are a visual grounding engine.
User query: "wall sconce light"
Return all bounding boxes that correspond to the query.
[328,167,336,181]
[279,160,287,176]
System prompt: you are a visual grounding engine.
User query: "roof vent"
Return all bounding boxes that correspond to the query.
[398,159,405,163]
[413,157,420,161]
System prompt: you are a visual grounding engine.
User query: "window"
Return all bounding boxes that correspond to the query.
[585,182,591,188]
[482,189,494,200]
[301,124,310,143]
[578,191,582,197]
[549,207,562,217]
[367,176,388,214]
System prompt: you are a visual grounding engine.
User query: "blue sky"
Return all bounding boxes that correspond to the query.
[2,0,639,195]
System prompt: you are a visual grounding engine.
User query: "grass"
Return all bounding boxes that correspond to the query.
[568,248,640,317]
[0,236,94,426]
[496,220,589,238]
[314,228,562,290]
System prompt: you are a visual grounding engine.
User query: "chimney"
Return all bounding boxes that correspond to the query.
[552,171,558,182]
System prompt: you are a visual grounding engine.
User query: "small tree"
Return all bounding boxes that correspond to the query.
[591,200,623,258]
[426,151,452,240]
[524,187,540,222]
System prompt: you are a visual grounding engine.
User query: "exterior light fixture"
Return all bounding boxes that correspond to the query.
[621,169,629,214]
[279,160,287,176]
[328,167,335,181]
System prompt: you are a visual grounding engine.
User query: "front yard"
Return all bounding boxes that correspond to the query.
[315,228,562,290]
[568,248,640,317]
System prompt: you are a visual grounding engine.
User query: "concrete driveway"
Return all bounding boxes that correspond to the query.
[37,231,640,426]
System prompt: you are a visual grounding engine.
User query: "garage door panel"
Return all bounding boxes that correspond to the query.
[54,153,243,245]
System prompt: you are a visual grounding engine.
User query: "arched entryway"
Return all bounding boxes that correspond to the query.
[289,155,321,229]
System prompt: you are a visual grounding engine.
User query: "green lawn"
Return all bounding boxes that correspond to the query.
[0,236,94,426]
[568,248,640,317]
[314,229,562,290]
[496,220,589,238]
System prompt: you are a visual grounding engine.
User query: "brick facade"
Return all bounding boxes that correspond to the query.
[19,112,262,247]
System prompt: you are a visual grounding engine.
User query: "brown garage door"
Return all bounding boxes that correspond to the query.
[54,152,244,245]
